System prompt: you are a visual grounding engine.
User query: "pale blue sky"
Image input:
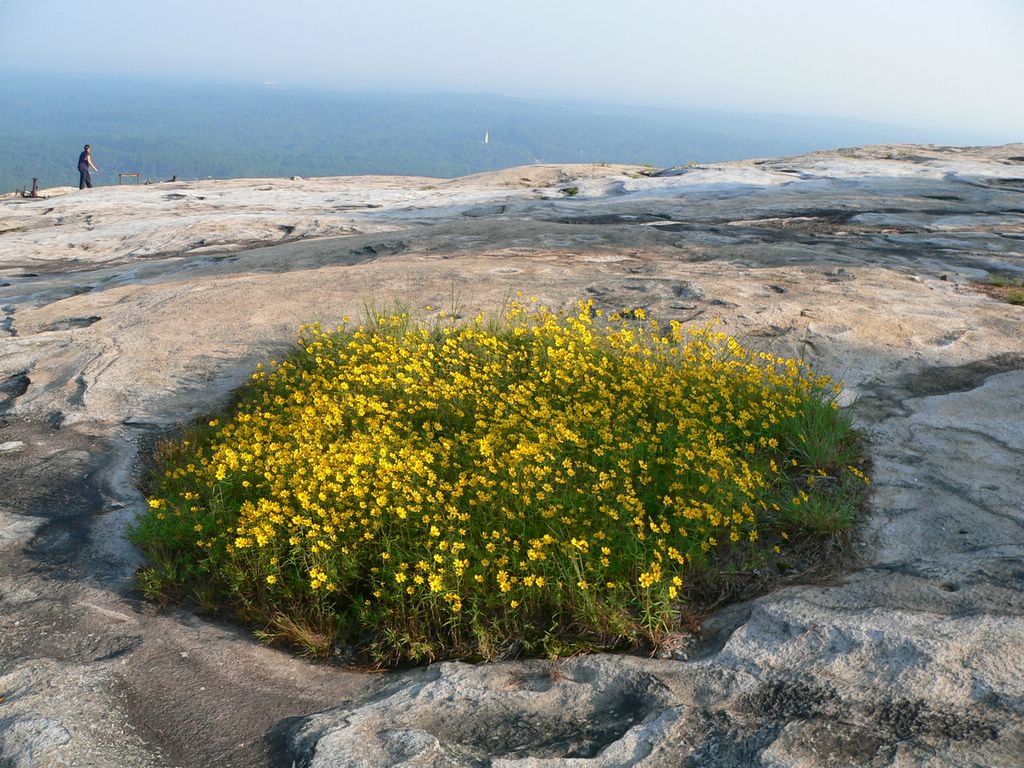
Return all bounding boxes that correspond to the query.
[2,0,1021,140]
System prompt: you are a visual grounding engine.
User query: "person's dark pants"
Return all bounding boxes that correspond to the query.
[79,168,92,189]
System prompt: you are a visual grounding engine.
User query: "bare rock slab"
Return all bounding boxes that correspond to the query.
[282,649,1020,767]
[1,144,1023,766]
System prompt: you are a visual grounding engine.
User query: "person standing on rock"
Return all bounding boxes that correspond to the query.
[78,144,99,189]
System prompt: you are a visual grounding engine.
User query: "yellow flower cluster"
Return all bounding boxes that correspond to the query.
[142,299,861,659]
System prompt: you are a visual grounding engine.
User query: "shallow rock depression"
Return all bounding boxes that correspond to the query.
[1,145,1022,767]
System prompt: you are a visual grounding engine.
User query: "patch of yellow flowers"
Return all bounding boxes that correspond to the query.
[140,299,864,661]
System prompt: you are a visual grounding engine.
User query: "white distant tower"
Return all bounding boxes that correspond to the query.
[484,131,490,145]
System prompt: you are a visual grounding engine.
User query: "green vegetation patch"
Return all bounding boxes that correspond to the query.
[978,276,1024,306]
[133,300,869,664]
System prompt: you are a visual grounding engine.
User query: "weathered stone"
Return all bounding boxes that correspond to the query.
[0,145,1022,766]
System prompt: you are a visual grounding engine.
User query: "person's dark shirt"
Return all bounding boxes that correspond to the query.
[78,151,89,171]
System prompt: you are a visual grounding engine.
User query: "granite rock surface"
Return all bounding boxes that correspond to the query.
[1,146,1022,767]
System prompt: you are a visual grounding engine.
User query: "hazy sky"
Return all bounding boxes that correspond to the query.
[2,0,1021,141]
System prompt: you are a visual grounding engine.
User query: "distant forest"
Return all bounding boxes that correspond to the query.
[1,74,930,192]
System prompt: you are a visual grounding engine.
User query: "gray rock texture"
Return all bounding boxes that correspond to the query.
[0,145,1022,766]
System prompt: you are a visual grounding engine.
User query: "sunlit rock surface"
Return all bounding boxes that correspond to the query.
[1,145,1022,767]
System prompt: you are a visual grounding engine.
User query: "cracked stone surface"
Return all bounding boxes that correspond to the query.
[0,145,1022,766]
